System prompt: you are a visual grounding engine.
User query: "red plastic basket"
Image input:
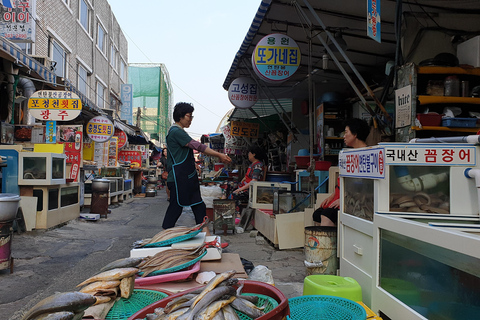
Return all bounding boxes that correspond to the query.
[127,280,290,320]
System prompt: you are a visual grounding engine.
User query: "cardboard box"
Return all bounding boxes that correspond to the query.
[457,35,480,67]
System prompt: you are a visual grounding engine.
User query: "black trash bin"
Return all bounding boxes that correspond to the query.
[90,178,110,217]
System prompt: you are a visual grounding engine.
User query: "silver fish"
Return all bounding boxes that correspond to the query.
[222,305,240,320]
[190,270,236,309]
[177,286,235,320]
[22,292,96,320]
[163,294,197,314]
[76,267,138,287]
[99,257,144,273]
[194,296,236,320]
[237,295,259,305]
[157,307,189,320]
[33,311,75,320]
[230,298,265,319]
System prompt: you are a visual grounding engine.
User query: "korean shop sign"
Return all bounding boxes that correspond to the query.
[0,0,36,42]
[114,128,127,149]
[230,121,259,139]
[252,33,300,83]
[339,147,385,179]
[28,90,82,121]
[383,144,476,166]
[228,77,258,109]
[86,116,114,143]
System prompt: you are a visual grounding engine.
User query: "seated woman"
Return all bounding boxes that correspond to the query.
[228,145,268,218]
[313,118,370,226]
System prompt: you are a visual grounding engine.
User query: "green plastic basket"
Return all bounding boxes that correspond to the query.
[137,250,207,277]
[287,295,366,320]
[236,293,279,320]
[143,229,202,247]
[105,289,169,320]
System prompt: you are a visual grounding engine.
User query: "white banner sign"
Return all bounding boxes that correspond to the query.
[384,145,476,166]
[339,147,385,179]
[395,85,412,128]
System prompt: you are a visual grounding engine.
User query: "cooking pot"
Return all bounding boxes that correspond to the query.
[91,179,110,192]
[0,193,21,221]
[147,176,158,184]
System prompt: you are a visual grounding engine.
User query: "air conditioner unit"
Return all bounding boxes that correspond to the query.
[31,55,53,70]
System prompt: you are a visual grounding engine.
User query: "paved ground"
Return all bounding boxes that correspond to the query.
[0,189,306,320]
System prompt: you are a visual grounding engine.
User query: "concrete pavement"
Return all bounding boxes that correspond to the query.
[0,189,306,320]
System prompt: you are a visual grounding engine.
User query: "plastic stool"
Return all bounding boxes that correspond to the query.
[303,275,362,301]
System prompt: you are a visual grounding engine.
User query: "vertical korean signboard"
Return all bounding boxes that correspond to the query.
[395,85,412,128]
[0,0,35,42]
[367,0,381,43]
[121,84,133,124]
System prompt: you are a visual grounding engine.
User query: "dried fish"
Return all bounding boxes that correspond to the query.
[177,286,235,320]
[76,268,138,287]
[134,220,208,247]
[230,298,265,319]
[98,257,144,273]
[78,280,121,294]
[120,276,135,299]
[190,270,236,309]
[194,296,236,320]
[222,305,240,320]
[21,292,96,320]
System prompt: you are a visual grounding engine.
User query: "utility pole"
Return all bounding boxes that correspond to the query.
[136,107,141,127]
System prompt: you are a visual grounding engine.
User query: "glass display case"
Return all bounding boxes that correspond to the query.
[343,177,374,221]
[19,152,66,185]
[373,214,480,320]
[0,122,14,144]
[249,181,292,210]
[296,170,329,193]
[275,190,312,214]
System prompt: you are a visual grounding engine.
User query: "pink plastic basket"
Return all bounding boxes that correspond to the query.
[134,261,200,286]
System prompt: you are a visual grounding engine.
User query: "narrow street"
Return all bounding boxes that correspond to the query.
[0,190,305,320]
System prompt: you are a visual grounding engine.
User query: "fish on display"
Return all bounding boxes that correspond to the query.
[98,257,144,273]
[134,219,208,248]
[176,286,235,320]
[21,292,96,320]
[119,276,135,299]
[194,296,236,320]
[78,280,121,294]
[76,267,138,287]
[33,311,76,320]
[222,305,240,320]
[230,297,266,319]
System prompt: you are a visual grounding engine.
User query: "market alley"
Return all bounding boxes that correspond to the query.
[0,191,305,320]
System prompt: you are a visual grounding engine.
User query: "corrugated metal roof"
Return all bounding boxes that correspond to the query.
[229,98,292,120]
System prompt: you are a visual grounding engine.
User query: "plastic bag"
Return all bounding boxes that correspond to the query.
[247,265,275,286]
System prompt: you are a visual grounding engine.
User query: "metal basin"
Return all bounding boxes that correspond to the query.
[0,194,21,221]
[147,176,158,184]
[92,179,110,192]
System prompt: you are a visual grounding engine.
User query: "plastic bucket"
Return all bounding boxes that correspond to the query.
[0,220,13,271]
[304,226,337,275]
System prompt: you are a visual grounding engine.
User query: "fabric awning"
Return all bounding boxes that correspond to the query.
[0,36,57,84]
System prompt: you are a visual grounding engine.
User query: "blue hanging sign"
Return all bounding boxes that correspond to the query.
[367,0,381,43]
[46,120,56,143]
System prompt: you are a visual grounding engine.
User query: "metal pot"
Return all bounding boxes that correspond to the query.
[92,179,110,192]
[147,176,158,184]
[145,190,156,197]
[0,193,21,221]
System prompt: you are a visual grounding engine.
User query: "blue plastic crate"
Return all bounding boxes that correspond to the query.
[442,118,477,128]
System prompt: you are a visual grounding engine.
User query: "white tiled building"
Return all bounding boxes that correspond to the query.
[23,0,128,114]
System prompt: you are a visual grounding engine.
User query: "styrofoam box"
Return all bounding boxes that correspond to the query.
[202,236,222,261]
[457,36,480,67]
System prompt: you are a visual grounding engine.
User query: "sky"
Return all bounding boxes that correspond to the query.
[109,1,262,140]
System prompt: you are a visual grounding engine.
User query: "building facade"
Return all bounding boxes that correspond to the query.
[128,63,173,144]
[28,0,128,115]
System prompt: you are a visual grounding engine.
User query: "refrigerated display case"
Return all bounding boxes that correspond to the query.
[248,181,291,210]
[18,152,66,185]
[338,142,480,316]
